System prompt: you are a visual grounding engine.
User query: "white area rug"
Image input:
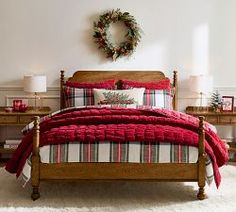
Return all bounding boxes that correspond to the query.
[0,164,236,212]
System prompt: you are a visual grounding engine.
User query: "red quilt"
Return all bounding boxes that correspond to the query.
[5,107,228,187]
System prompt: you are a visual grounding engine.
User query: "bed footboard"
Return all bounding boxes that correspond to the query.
[30,115,207,200]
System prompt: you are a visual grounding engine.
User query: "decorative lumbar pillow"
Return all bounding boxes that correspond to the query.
[93,88,145,105]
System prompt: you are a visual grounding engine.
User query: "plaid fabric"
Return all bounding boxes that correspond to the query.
[143,89,172,109]
[64,86,94,107]
[63,85,172,109]
[40,142,201,164]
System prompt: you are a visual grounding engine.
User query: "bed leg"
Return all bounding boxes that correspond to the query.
[197,187,206,200]
[31,186,40,201]
[31,154,40,200]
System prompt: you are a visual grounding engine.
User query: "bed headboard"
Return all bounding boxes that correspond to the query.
[60,70,178,110]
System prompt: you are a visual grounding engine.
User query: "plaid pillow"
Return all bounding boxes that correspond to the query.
[120,79,173,109]
[64,87,94,107]
[63,80,116,107]
[121,79,173,109]
[144,89,172,109]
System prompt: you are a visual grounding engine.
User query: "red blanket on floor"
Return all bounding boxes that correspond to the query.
[5,107,228,187]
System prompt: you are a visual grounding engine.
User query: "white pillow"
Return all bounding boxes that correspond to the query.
[93,88,145,105]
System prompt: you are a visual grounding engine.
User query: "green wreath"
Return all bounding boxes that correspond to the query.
[93,9,142,61]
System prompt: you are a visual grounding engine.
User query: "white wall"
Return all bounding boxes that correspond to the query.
[0,0,236,141]
[0,0,235,86]
[0,0,236,108]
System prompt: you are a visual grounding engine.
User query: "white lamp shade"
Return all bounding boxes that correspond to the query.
[24,75,47,93]
[189,75,213,94]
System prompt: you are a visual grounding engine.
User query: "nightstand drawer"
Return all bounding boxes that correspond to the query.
[219,116,236,124]
[19,116,34,124]
[205,116,218,124]
[0,116,17,124]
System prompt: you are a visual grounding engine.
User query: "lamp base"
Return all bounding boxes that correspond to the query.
[33,92,41,111]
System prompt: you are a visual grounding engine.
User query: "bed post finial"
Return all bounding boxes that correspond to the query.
[197,116,207,200]
[31,116,40,200]
[173,70,178,111]
[60,70,65,109]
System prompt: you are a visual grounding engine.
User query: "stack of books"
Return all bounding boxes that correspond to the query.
[4,139,21,149]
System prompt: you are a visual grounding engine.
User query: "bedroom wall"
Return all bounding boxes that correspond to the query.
[0,0,236,113]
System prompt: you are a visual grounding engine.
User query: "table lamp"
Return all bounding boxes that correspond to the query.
[189,75,213,107]
[24,75,47,110]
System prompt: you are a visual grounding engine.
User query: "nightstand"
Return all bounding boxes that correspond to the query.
[185,106,236,125]
[0,106,51,165]
[186,106,236,161]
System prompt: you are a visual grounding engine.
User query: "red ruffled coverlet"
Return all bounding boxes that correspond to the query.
[5,107,228,187]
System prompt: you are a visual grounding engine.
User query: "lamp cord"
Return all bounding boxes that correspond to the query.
[34,92,37,110]
[200,92,203,107]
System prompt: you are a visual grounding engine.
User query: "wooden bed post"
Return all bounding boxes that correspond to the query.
[60,70,65,109]
[31,116,40,200]
[173,70,178,111]
[197,116,207,200]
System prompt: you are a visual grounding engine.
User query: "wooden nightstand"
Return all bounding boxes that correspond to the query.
[185,106,236,125]
[186,106,236,161]
[0,106,51,165]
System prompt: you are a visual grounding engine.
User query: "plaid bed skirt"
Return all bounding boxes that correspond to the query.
[21,142,214,185]
[41,142,199,163]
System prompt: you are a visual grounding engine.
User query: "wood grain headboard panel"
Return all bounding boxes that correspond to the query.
[67,71,167,82]
[60,70,178,110]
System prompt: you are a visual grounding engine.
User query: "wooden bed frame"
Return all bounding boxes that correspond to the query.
[31,70,206,200]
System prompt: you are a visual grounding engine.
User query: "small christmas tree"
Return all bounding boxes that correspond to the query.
[210,91,222,111]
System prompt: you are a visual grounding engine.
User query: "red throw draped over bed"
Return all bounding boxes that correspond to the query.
[6,107,228,187]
